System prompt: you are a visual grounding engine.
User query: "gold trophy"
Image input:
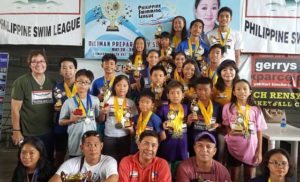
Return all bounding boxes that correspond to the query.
[53,87,63,108]
[190,99,200,121]
[133,58,144,79]
[101,0,125,31]
[161,61,173,80]
[166,110,177,129]
[60,171,92,182]
[155,25,162,38]
[195,45,205,61]
[123,108,132,128]
[153,83,163,100]
[200,60,209,76]
[99,85,112,108]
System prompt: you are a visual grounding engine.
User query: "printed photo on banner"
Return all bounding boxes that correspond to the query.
[251,54,300,123]
[84,0,241,59]
[242,0,300,54]
[0,0,82,45]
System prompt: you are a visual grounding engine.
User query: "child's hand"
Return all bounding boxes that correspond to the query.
[70,112,82,123]
[254,150,262,165]
[187,114,195,126]
[101,104,109,116]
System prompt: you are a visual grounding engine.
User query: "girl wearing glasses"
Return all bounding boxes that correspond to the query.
[250,148,294,182]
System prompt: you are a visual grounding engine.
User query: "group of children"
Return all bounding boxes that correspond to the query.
[53,6,267,182]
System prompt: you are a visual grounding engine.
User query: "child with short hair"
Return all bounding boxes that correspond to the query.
[91,53,117,136]
[223,79,267,181]
[202,44,224,85]
[59,69,100,158]
[187,77,222,156]
[159,31,175,61]
[130,91,166,153]
[53,57,77,167]
[142,65,168,110]
[99,75,138,163]
[157,80,188,174]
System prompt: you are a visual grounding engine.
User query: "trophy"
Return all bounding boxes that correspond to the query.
[155,25,162,38]
[153,83,163,100]
[133,58,144,79]
[53,87,64,108]
[101,0,125,31]
[166,110,177,129]
[200,60,209,76]
[230,113,244,135]
[99,85,112,108]
[60,171,92,182]
[166,47,172,57]
[115,109,132,129]
[195,45,205,61]
[190,99,200,121]
[161,61,173,79]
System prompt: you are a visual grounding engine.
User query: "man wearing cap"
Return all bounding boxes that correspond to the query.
[176,131,231,182]
[49,130,118,182]
[118,130,171,182]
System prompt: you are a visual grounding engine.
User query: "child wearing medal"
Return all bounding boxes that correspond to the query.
[212,59,239,106]
[171,52,186,82]
[159,31,175,61]
[59,69,100,158]
[205,7,242,67]
[170,16,188,49]
[91,53,117,137]
[181,60,198,105]
[142,65,168,111]
[136,49,160,91]
[222,79,267,182]
[99,75,138,163]
[53,57,77,168]
[201,44,224,85]
[187,77,222,157]
[130,91,166,154]
[157,80,188,176]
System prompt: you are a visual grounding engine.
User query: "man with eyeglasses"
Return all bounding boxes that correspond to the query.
[49,130,118,182]
[118,130,171,182]
[11,50,56,159]
[176,131,231,182]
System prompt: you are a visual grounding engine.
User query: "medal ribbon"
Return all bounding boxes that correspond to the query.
[114,96,127,124]
[237,103,250,134]
[72,94,92,117]
[188,37,199,58]
[208,67,218,85]
[169,104,184,134]
[174,69,184,83]
[136,111,153,137]
[198,100,213,126]
[104,76,115,89]
[218,28,231,47]
[160,49,166,57]
[172,36,181,49]
[134,55,142,67]
[64,82,77,98]
[268,178,271,182]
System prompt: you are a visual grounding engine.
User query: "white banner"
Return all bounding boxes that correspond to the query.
[242,0,300,54]
[0,0,82,45]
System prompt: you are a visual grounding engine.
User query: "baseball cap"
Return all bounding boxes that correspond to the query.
[194,131,216,144]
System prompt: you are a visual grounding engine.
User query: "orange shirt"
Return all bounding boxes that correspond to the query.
[212,86,232,106]
[118,152,171,182]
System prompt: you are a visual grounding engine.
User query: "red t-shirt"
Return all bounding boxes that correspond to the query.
[118,152,171,182]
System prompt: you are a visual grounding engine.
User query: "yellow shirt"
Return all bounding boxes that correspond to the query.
[212,86,232,106]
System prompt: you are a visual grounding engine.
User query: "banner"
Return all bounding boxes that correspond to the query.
[85,0,241,59]
[242,0,300,54]
[0,0,82,45]
[251,54,300,111]
[0,53,9,122]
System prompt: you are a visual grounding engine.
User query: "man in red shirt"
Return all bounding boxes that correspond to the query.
[119,130,171,182]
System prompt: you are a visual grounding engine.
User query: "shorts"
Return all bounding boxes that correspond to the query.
[227,149,255,168]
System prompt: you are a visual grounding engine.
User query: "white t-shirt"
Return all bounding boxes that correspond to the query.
[206,28,243,62]
[56,155,118,181]
[104,96,138,137]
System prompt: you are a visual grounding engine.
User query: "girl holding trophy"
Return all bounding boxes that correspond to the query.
[157,80,188,175]
[100,75,138,163]
[222,79,267,182]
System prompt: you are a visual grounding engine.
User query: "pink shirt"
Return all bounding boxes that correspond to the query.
[222,103,267,165]
[176,157,231,182]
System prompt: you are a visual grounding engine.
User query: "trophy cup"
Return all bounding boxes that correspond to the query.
[99,85,112,108]
[200,60,209,76]
[195,45,205,61]
[166,110,177,129]
[153,83,163,100]
[161,61,173,79]
[123,109,132,128]
[190,99,200,121]
[155,25,162,38]
[53,87,63,108]
[60,171,92,182]
[230,113,244,135]
[133,58,144,79]
[101,0,125,31]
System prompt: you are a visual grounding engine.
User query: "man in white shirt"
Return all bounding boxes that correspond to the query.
[49,130,118,182]
[206,7,243,67]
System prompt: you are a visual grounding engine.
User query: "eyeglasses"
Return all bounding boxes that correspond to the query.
[31,61,46,65]
[76,80,91,86]
[269,161,288,168]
